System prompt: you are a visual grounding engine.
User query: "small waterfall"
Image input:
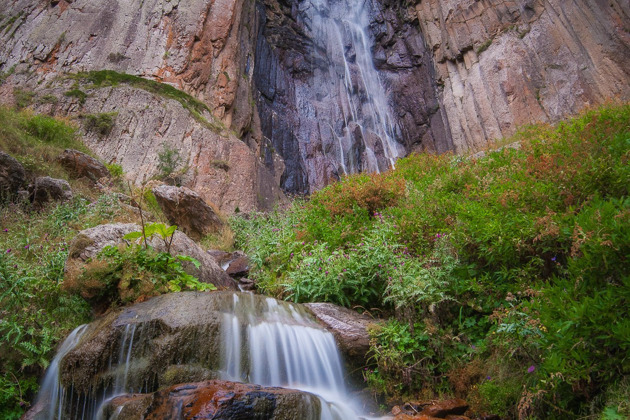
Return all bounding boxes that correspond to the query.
[35,324,89,419]
[221,293,360,419]
[34,292,369,419]
[303,0,404,175]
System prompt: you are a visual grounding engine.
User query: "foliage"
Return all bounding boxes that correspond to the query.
[106,163,124,178]
[13,88,35,109]
[157,143,183,179]
[64,88,87,105]
[0,107,91,180]
[233,103,630,417]
[82,112,117,136]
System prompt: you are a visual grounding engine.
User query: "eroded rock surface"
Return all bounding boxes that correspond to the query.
[152,185,224,240]
[413,0,630,152]
[100,380,323,420]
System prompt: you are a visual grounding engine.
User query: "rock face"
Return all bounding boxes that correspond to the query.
[99,381,323,420]
[304,303,379,366]
[64,223,237,292]
[0,151,25,201]
[28,176,72,207]
[57,149,110,181]
[1,0,628,197]
[0,0,285,213]
[412,0,630,153]
[152,185,224,240]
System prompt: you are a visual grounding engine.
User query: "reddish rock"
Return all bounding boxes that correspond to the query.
[57,149,110,181]
[99,380,322,420]
[393,414,442,420]
[420,399,469,418]
[226,255,249,278]
[445,415,471,420]
[152,185,224,241]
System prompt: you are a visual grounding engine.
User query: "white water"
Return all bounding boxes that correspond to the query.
[303,0,403,175]
[35,293,372,419]
[36,324,89,419]
[221,293,362,420]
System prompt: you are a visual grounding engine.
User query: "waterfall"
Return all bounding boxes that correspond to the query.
[303,0,403,175]
[32,292,368,419]
[35,324,89,420]
[221,293,361,419]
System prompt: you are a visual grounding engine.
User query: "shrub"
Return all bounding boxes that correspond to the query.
[157,143,183,179]
[82,112,117,136]
[64,88,87,105]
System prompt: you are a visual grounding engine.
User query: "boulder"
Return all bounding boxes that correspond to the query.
[225,254,249,278]
[57,149,110,182]
[304,303,379,366]
[100,380,323,420]
[152,185,224,240]
[64,223,237,298]
[0,151,26,202]
[29,176,72,208]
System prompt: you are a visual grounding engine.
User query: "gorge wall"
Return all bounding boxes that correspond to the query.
[0,0,628,204]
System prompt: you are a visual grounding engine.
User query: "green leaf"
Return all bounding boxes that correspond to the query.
[177,255,201,269]
[123,231,143,241]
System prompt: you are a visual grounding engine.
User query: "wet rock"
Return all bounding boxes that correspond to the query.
[237,277,256,292]
[100,380,323,420]
[0,151,25,202]
[206,249,231,266]
[152,185,224,241]
[29,176,72,208]
[226,255,249,278]
[64,223,237,297]
[304,303,380,366]
[420,399,469,418]
[393,415,442,420]
[57,149,110,182]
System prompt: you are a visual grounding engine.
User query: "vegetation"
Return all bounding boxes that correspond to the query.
[232,103,630,418]
[157,143,184,180]
[69,70,225,132]
[82,112,117,136]
[0,108,212,418]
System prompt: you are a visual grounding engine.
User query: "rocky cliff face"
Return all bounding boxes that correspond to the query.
[0,0,283,212]
[0,0,628,199]
[412,0,630,152]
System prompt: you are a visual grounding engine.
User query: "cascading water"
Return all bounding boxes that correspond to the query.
[221,293,360,419]
[33,292,369,419]
[35,324,89,419]
[303,0,404,175]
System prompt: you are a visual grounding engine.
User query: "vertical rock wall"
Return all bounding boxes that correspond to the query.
[413,0,630,152]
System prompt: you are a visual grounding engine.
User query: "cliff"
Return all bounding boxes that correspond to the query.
[0,0,628,201]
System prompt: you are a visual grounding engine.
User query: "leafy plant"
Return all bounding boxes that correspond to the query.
[157,143,183,179]
[82,112,117,136]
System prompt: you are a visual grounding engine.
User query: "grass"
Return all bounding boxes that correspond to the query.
[232,103,630,418]
[0,107,93,180]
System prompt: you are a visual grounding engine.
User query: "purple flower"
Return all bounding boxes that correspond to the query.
[486,375,491,380]
[24,245,29,249]
[3,229,7,232]
[551,256,557,262]
[6,249,10,253]
[527,365,536,373]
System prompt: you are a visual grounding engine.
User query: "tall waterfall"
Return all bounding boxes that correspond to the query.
[303,0,404,175]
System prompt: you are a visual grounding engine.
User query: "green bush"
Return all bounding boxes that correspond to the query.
[83,112,117,136]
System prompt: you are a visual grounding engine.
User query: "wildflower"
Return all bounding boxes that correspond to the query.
[6,249,10,253]
[551,256,557,262]
[486,376,491,380]
[24,245,30,250]
[527,365,536,373]
[3,228,7,232]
